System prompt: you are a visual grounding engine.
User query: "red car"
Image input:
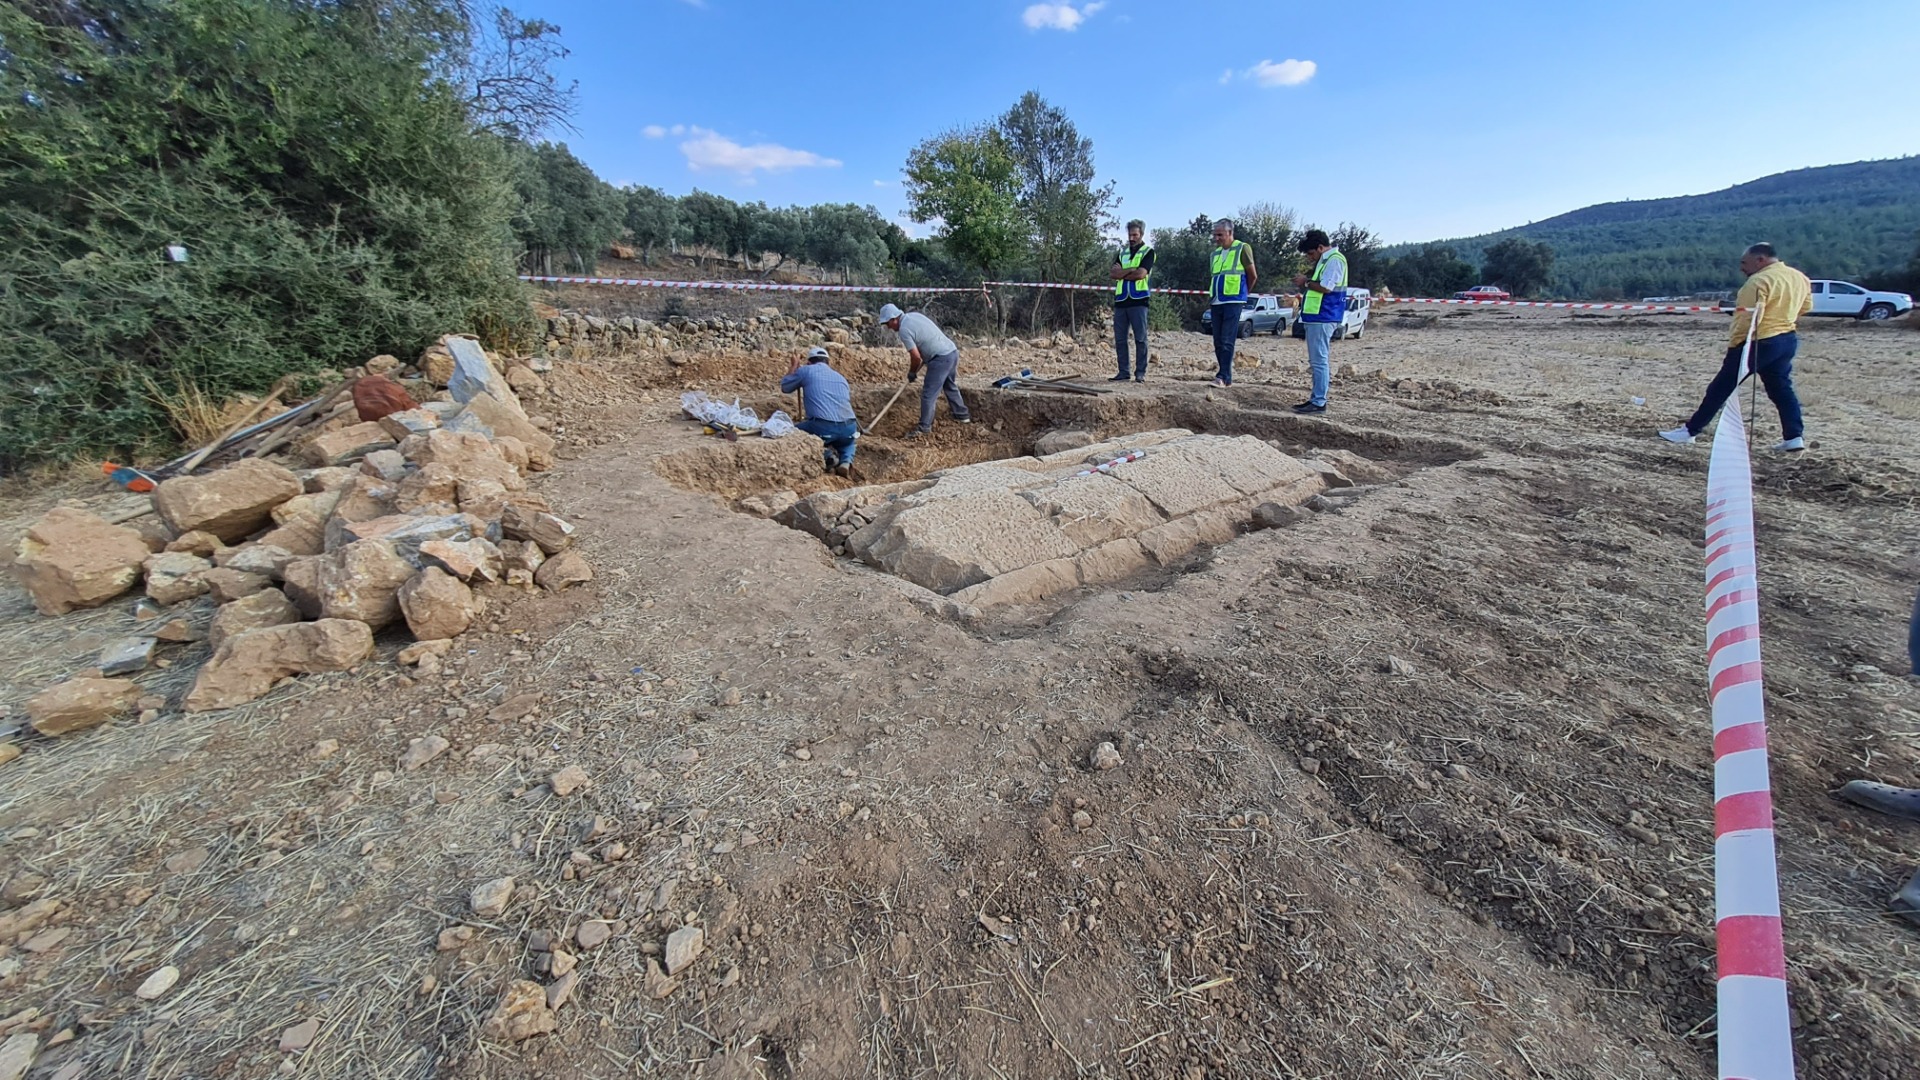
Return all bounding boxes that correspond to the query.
[1452,285,1511,302]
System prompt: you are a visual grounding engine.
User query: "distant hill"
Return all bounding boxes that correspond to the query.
[1389,157,1920,298]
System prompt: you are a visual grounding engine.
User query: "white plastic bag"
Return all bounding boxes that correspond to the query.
[761,410,796,438]
[679,391,761,431]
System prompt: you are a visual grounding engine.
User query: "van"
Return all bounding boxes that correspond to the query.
[1290,288,1370,340]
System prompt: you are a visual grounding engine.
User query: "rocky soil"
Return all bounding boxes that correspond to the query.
[0,305,1916,1079]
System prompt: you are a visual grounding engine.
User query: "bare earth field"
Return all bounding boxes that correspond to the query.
[2,306,1917,1079]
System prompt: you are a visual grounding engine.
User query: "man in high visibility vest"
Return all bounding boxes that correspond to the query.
[1109,219,1155,382]
[1290,229,1347,415]
[1207,219,1257,387]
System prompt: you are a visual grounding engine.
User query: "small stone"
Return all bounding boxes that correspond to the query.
[436,925,475,951]
[487,692,541,722]
[548,950,577,978]
[545,971,579,1011]
[483,980,556,1042]
[1089,741,1123,771]
[0,744,19,768]
[1384,655,1416,678]
[27,677,140,737]
[550,765,590,797]
[22,927,70,953]
[399,735,450,771]
[152,618,200,643]
[719,687,743,708]
[789,746,812,761]
[533,550,593,592]
[165,531,226,558]
[278,1018,320,1052]
[575,920,613,950]
[164,847,210,874]
[0,1034,38,1080]
[667,748,700,767]
[98,637,158,676]
[1555,934,1576,957]
[397,639,455,666]
[143,551,213,605]
[398,567,479,641]
[469,876,516,918]
[664,926,704,975]
[135,965,180,1000]
[1072,809,1093,830]
[643,958,679,1000]
[1299,757,1322,775]
[1443,762,1473,781]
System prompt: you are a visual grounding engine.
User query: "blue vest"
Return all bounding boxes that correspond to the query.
[1210,241,1250,305]
[1299,249,1349,323]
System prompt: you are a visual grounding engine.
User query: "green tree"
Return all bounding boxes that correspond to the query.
[509,141,623,274]
[1231,202,1301,288]
[1481,238,1555,297]
[1327,222,1386,290]
[622,185,678,265]
[1384,245,1476,297]
[751,206,807,276]
[996,92,1117,329]
[462,7,577,139]
[803,204,891,283]
[678,190,739,268]
[0,0,533,470]
[903,125,1023,283]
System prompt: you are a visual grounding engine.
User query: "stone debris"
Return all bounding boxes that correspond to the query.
[487,692,541,722]
[135,965,180,1000]
[11,508,152,615]
[436,926,475,951]
[643,958,679,1000]
[27,678,140,736]
[549,765,590,797]
[183,619,374,712]
[1384,655,1417,678]
[499,540,546,586]
[200,566,271,604]
[303,421,397,468]
[165,530,225,557]
[99,636,158,676]
[142,551,212,605]
[208,588,301,651]
[278,1018,321,1053]
[0,1033,37,1080]
[399,735,450,771]
[0,744,20,768]
[470,876,516,918]
[483,980,556,1042]
[545,971,579,1011]
[533,550,593,592]
[1089,741,1124,771]
[397,639,454,666]
[214,542,297,580]
[419,538,503,583]
[398,567,478,641]
[153,459,302,542]
[501,504,576,554]
[664,926,705,975]
[575,920,613,950]
[314,540,415,628]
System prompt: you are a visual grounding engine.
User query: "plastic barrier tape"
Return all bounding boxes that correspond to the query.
[1704,306,1795,1080]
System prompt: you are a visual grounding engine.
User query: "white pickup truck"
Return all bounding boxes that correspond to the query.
[1808,279,1913,321]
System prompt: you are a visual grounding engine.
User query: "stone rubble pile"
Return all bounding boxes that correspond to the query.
[543,307,881,360]
[7,334,595,744]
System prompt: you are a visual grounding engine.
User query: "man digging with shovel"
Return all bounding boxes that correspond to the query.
[878,303,971,439]
[782,346,858,477]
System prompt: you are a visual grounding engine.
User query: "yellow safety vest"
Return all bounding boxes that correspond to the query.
[1300,249,1349,319]
[1114,245,1152,302]
[1210,241,1250,304]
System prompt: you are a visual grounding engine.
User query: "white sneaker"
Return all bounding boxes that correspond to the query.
[1772,437,1805,452]
[1658,427,1696,444]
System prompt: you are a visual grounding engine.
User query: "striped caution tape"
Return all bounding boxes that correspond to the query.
[1384,296,1739,313]
[1703,305,1795,1080]
[520,275,981,293]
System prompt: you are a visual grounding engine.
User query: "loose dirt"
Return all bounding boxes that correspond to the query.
[2,307,1917,1079]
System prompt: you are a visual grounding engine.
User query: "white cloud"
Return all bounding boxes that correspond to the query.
[1246,58,1316,87]
[679,127,842,175]
[872,179,893,187]
[642,124,667,139]
[1022,2,1104,31]
[671,124,686,136]
[1217,68,1232,85]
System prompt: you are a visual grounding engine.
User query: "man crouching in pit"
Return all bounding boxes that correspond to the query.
[781,346,859,477]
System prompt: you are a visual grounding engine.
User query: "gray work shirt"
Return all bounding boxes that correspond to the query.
[894,311,957,360]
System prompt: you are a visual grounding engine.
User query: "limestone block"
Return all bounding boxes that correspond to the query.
[152,459,302,542]
[184,619,374,712]
[856,488,1079,595]
[1075,538,1152,585]
[11,508,151,615]
[209,588,301,650]
[1017,474,1164,549]
[303,421,396,467]
[947,559,1081,608]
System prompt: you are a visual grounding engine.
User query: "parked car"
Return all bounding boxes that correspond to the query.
[1199,294,1293,337]
[1808,279,1913,321]
[1452,285,1510,302]
[1290,288,1372,341]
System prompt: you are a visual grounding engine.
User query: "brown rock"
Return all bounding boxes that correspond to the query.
[399,734,450,771]
[315,540,415,627]
[272,490,343,527]
[301,467,357,493]
[280,556,326,618]
[302,421,396,468]
[664,926,704,975]
[183,619,375,712]
[152,459,303,542]
[164,530,226,557]
[398,567,479,641]
[545,971,578,1011]
[351,374,417,423]
[418,340,457,388]
[11,508,152,615]
[534,550,593,592]
[320,476,399,548]
[142,551,212,605]
[358,449,408,483]
[0,744,20,768]
[484,981,556,1043]
[549,765,589,797]
[502,504,576,555]
[469,876,516,917]
[575,920,613,950]
[419,538,504,583]
[27,677,140,736]
[487,692,541,721]
[455,478,510,518]
[377,408,441,442]
[505,367,545,397]
[492,435,531,474]
[331,512,486,568]
[213,543,296,580]
[255,515,325,557]
[457,389,556,471]
[278,1018,321,1053]
[397,639,453,665]
[199,567,271,604]
[394,464,461,514]
[397,430,523,490]
[364,353,401,375]
[153,618,201,643]
[499,540,545,586]
[208,588,301,650]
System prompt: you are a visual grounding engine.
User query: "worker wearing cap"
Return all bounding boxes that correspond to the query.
[1290,228,1347,414]
[1207,219,1256,387]
[878,303,971,439]
[781,346,859,476]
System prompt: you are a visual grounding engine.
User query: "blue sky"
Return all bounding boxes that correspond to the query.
[514,0,1918,244]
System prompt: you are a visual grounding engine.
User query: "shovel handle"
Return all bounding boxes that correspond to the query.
[863,379,912,435]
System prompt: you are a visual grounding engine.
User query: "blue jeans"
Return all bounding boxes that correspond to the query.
[917,350,969,431]
[1113,304,1148,378]
[1686,332,1803,439]
[1302,321,1335,405]
[797,418,858,466]
[1210,304,1241,383]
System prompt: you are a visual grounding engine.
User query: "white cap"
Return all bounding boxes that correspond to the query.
[806,346,830,361]
[877,303,903,322]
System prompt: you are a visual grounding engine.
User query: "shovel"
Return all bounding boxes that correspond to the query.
[864,378,912,435]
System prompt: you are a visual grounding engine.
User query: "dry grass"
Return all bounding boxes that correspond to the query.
[140,375,232,447]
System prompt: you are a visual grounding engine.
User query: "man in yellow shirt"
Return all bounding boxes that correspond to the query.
[1660,243,1814,451]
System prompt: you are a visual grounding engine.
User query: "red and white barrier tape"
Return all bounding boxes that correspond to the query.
[1704,305,1794,1080]
[521,274,1745,312]
[1070,449,1146,478]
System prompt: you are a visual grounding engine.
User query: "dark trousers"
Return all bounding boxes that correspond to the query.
[1210,303,1241,384]
[917,350,969,431]
[1113,304,1149,378]
[1686,332,1803,439]
[1909,584,1918,676]
[797,417,857,466]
